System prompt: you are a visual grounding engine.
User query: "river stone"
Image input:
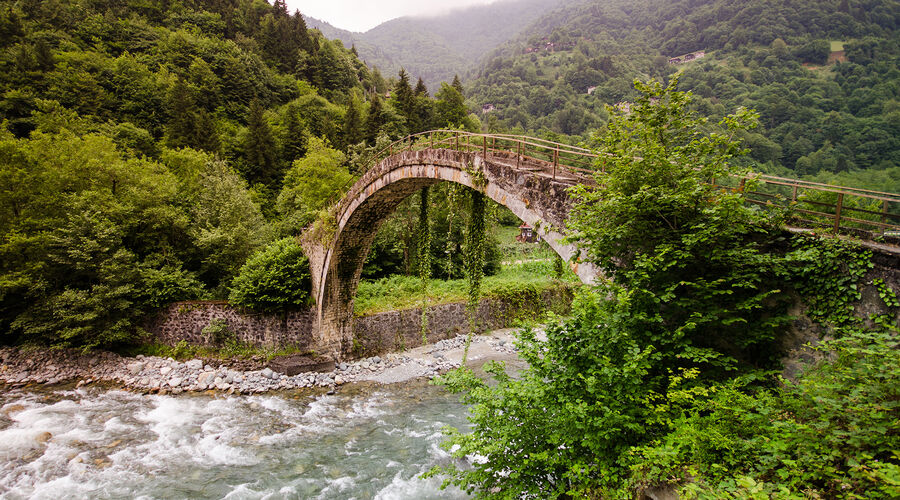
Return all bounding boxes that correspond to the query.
[160,366,172,376]
[126,362,144,375]
[261,368,275,379]
[268,355,335,376]
[168,377,182,388]
[198,372,214,385]
[185,360,203,370]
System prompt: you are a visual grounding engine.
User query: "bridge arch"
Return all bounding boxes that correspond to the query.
[302,148,598,359]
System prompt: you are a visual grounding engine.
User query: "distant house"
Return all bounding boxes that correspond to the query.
[669,51,706,65]
[482,104,496,114]
[587,86,598,95]
[516,223,538,243]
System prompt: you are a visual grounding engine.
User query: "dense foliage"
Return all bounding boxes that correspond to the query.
[228,237,310,313]
[0,0,497,348]
[428,81,899,498]
[467,0,900,191]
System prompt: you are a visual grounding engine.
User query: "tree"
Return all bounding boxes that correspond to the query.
[242,98,279,186]
[435,83,468,127]
[276,137,351,234]
[281,104,308,166]
[451,74,464,96]
[414,77,428,96]
[229,237,311,312]
[342,91,364,147]
[365,93,387,143]
[191,160,272,294]
[429,79,791,497]
[392,69,416,132]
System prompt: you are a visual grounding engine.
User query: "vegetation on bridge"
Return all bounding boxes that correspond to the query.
[428,80,899,498]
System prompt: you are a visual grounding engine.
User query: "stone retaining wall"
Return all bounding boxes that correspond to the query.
[146,302,316,350]
[348,286,574,358]
[146,286,575,360]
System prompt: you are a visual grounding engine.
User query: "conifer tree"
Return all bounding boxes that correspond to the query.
[415,77,428,96]
[243,99,278,185]
[343,92,364,147]
[281,104,308,165]
[393,69,416,132]
[451,75,464,96]
[365,93,386,144]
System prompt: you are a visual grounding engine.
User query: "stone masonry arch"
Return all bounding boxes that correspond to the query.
[301,148,599,359]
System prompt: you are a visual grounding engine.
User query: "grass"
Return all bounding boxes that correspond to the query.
[496,224,557,263]
[831,40,846,52]
[354,257,578,316]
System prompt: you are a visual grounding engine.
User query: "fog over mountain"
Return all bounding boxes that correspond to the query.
[306,0,562,91]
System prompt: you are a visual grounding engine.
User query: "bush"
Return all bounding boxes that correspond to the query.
[228,238,311,312]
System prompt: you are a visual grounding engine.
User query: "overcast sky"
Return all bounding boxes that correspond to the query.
[285,0,501,33]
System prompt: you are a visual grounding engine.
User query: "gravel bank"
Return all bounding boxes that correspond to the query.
[0,330,523,395]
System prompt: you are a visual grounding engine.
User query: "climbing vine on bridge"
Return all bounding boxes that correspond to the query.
[463,189,487,361]
[418,187,432,345]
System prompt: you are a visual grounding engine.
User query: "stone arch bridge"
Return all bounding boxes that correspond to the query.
[300,133,601,358]
[300,131,900,359]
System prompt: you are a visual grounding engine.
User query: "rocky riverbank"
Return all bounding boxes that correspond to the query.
[0,330,521,395]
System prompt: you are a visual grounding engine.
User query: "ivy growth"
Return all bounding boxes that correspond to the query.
[418,186,432,345]
[463,189,487,361]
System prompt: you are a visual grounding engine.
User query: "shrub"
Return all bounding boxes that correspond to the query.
[228,238,311,312]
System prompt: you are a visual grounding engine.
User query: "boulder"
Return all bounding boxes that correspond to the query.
[268,355,335,376]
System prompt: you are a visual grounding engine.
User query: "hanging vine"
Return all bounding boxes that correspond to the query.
[445,184,461,278]
[463,189,487,362]
[418,186,432,345]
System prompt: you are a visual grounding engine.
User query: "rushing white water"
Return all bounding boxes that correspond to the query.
[0,382,472,499]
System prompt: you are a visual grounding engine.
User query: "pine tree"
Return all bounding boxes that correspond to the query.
[451,75,464,96]
[243,99,278,186]
[166,79,199,150]
[281,105,308,165]
[365,93,386,144]
[394,69,416,132]
[343,93,364,147]
[415,77,428,96]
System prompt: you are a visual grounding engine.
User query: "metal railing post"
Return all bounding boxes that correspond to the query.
[834,193,844,231]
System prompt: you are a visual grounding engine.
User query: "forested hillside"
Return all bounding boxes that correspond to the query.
[467,0,900,190]
[307,0,559,92]
[0,0,483,348]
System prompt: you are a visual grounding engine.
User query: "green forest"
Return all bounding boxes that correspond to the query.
[0,0,494,348]
[466,0,900,192]
[0,0,898,497]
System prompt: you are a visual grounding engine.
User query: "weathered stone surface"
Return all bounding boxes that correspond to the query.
[146,302,315,350]
[268,355,335,376]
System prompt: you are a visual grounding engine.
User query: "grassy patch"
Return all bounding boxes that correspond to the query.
[830,40,845,52]
[354,259,578,316]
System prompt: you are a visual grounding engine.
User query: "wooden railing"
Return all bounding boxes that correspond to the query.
[334,130,900,240]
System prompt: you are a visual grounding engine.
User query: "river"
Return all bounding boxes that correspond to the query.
[0,380,474,499]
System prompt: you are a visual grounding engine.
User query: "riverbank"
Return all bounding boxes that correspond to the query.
[0,329,523,395]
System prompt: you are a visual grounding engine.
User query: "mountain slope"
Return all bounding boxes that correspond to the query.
[307,0,560,91]
[466,0,900,189]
